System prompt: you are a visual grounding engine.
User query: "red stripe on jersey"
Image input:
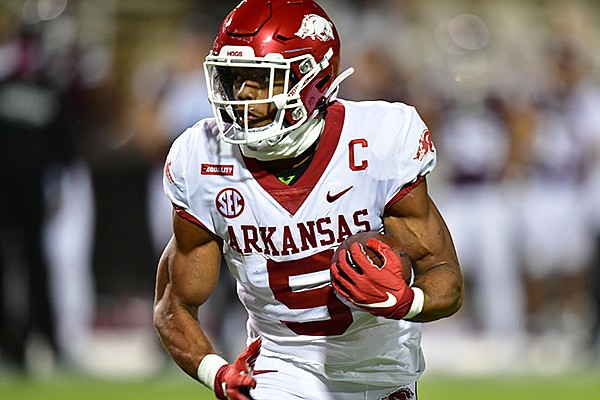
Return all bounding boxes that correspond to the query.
[384,176,426,211]
[243,101,346,215]
[173,204,209,230]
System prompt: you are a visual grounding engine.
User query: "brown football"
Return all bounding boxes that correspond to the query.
[331,231,412,284]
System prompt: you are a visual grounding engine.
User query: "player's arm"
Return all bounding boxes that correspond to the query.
[154,212,261,400]
[153,211,223,379]
[383,178,463,322]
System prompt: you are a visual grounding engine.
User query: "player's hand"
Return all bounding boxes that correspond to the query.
[214,338,261,400]
[331,237,415,320]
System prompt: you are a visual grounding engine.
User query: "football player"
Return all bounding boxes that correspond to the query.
[153,1,463,399]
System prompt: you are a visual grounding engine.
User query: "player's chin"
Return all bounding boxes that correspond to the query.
[236,113,269,127]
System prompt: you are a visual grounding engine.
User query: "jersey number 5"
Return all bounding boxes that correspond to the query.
[266,250,353,336]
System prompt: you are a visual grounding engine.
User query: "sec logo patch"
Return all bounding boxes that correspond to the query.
[216,188,244,218]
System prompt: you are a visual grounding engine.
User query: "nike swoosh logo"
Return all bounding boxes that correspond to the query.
[326,186,353,203]
[354,292,397,308]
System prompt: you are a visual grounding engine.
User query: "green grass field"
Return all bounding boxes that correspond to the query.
[2,368,600,400]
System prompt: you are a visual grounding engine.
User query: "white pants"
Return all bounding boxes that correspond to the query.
[520,181,593,278]
[43,161,96,365]
[437,183,525,335]
[250,355,417,400]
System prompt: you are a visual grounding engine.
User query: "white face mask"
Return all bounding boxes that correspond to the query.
[204,48,320,146]
[240,117,325,161]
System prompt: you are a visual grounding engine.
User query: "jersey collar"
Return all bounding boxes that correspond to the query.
[242,101,345,215]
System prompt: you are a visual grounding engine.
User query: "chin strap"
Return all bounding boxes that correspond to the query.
[324,67,355,103]
[313,67,355,116]
[240,117,324,161]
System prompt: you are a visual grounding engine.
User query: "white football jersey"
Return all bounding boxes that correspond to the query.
[164,99,436,386]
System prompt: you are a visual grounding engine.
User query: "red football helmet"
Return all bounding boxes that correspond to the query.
[204,0,345,150]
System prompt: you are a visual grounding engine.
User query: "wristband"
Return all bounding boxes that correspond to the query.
[197,354,228,390]
[403,287,424,320]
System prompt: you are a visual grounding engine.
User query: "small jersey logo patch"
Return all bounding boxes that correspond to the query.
[202,164,234,176]
[216,188,244,218]
[413,129,435,161]
[295,14,335,42]
[326,186,353,203]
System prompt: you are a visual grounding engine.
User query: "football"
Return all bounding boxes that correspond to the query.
[331,231,412,284]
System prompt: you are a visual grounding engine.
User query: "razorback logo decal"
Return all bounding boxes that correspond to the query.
[295,14,335,41]
[413,129,435,161]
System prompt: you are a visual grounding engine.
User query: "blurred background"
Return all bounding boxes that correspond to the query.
[0,0,599,387]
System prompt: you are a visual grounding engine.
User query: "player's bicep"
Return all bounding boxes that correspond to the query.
[155,212,223,312]
[384,179,463,320]
[383,179,459,276]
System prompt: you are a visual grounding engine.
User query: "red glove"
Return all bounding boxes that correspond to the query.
[331,238,415,320]
[214,338,261,400]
